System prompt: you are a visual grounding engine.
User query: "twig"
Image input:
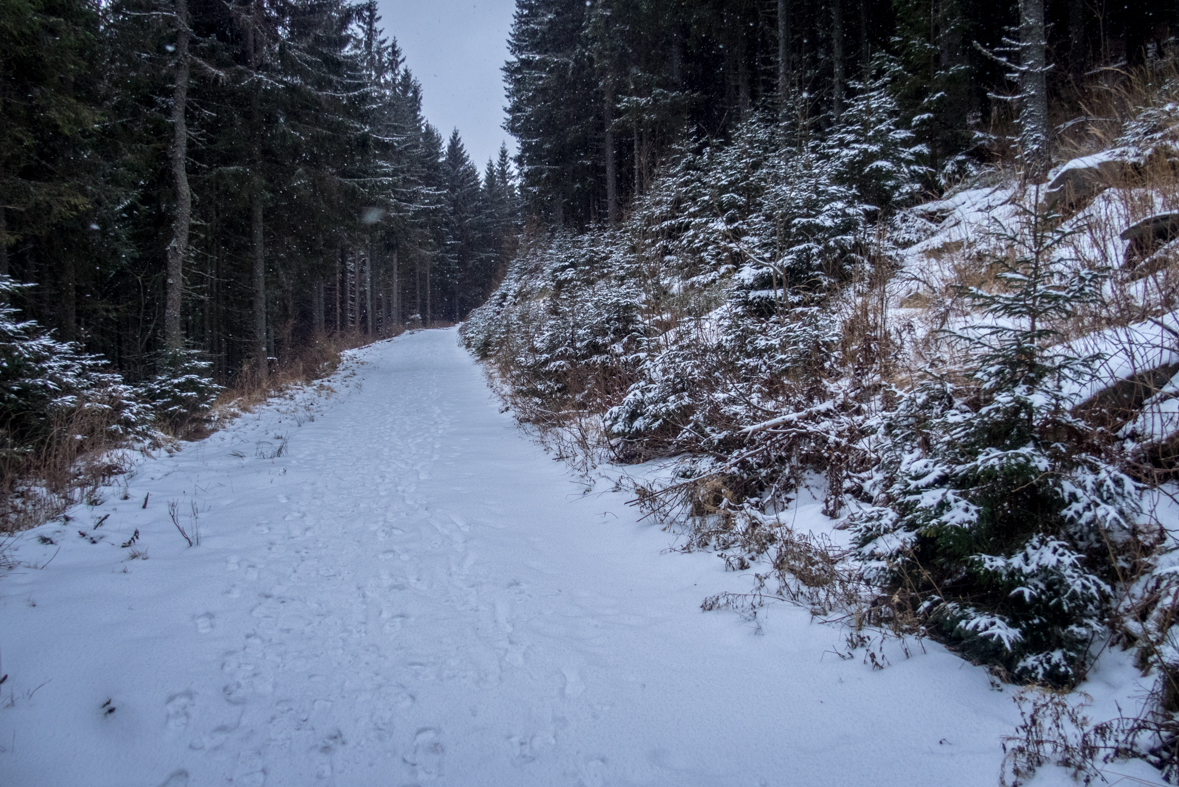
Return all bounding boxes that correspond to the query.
[168,501,193,547]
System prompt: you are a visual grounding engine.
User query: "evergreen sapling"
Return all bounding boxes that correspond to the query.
[851,197,1143,687]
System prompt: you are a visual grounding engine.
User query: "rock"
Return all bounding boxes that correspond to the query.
[1121,212,1179,268]
[1044,150,1131,210]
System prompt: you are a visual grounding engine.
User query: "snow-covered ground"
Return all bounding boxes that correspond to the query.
[0,328,1147,786]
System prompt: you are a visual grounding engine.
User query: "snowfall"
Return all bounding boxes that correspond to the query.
[0,329,1165,786]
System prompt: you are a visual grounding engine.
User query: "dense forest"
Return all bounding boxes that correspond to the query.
[505,0,1176,227]
[1,0,518,384]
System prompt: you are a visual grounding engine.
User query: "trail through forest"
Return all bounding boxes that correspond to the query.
[0,329,1085,786]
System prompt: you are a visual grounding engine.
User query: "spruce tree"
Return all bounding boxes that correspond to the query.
[851,200,1141,687]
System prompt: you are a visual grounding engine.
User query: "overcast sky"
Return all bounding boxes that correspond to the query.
[377,0,518,172]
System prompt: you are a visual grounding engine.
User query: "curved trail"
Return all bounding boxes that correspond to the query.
[2,329,1021,786]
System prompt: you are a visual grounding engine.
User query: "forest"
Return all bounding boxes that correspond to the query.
[1,0,518,385]
[505,0,1174,226]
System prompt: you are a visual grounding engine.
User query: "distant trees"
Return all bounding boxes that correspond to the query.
[505,0,1177,227]
[0,0,518,384]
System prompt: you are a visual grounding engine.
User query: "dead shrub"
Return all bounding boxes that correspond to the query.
[213,328,384,415]
[0,396,140,532]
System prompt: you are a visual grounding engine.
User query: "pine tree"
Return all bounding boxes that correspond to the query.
[504,0,598,226]
[819,63,927,214]
[889,0,978,179]
[439,130,491,322]
[851,200,1141,687]
[0,0,100,336]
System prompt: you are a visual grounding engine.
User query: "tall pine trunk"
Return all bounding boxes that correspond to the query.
[1068,0,1086,87]
[365,235,374,335]
[1019,0,1050,181]
[164,0,191,352]
[777,0,791,108]
[391,248,399,327]
[60,251,76,342]
[312,275,324,333]
[247,12,266,377]
[604,82,618,225]
[860,0,870,77]
[737,25,750,120]
[0,207,7,278]
[832,0,844,119]
[414,253,421,318]
[251,190,266,377]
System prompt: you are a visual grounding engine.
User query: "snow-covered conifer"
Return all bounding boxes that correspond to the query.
[851,200,1142,686]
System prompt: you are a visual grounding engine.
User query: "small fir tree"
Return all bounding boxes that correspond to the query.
[851,198,1142,687]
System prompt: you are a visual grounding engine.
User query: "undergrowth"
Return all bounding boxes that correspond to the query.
[0,318,399,536]
[463,55,1179,784]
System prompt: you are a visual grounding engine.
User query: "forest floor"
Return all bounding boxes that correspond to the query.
[0,328,1159,786]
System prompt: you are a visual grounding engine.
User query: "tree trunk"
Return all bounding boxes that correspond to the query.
[634,126,640,198]
[164,0,191,353]
[60,253,76,342]
[251,190,266,377]
[425,255,432,326]
[604,82,619,225]
[860,0,870,77]
[737,25,751,120]
[832,0,844,119]
[670,31,683,85]
[391,248,399,327]
[1068,0,1085,87]
[777,0,791,107]
[1019,0,1051,181]
[1124,0,1146,67]
[312,275,324,333]
[414,252,421,318]
[365,234,374,334]
[247,6,266,377]
[0,207,7,278]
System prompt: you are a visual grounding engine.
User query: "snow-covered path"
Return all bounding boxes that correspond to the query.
[2,329,1024,786]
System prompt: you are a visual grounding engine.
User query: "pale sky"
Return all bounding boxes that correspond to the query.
[377,0,519,173]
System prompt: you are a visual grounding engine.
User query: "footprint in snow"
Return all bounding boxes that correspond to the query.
[508,732,555,766]
[403,728,444,781]
[195,613,214,634]
[562,666,586,698]
[314,728,345,780]
[156,770,189,787]
[164,691,194,731]
[189,716,239,751]
[576,757,608,787]
[392,685,415,709]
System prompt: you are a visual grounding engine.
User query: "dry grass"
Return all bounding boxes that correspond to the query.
[0,400,138,534]
[213,328,383,415]
[0,327,403,536]
[1059,57,1179,160]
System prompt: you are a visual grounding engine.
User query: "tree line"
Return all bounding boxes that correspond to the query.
[506,0,1177,229]
[1,0,519,383]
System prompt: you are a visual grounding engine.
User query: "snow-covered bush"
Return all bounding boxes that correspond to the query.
[820,65,928,215]
[0,277,148,474]
[137,350,222,435]
[463,229,645,422]
[851,204,1144,687]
